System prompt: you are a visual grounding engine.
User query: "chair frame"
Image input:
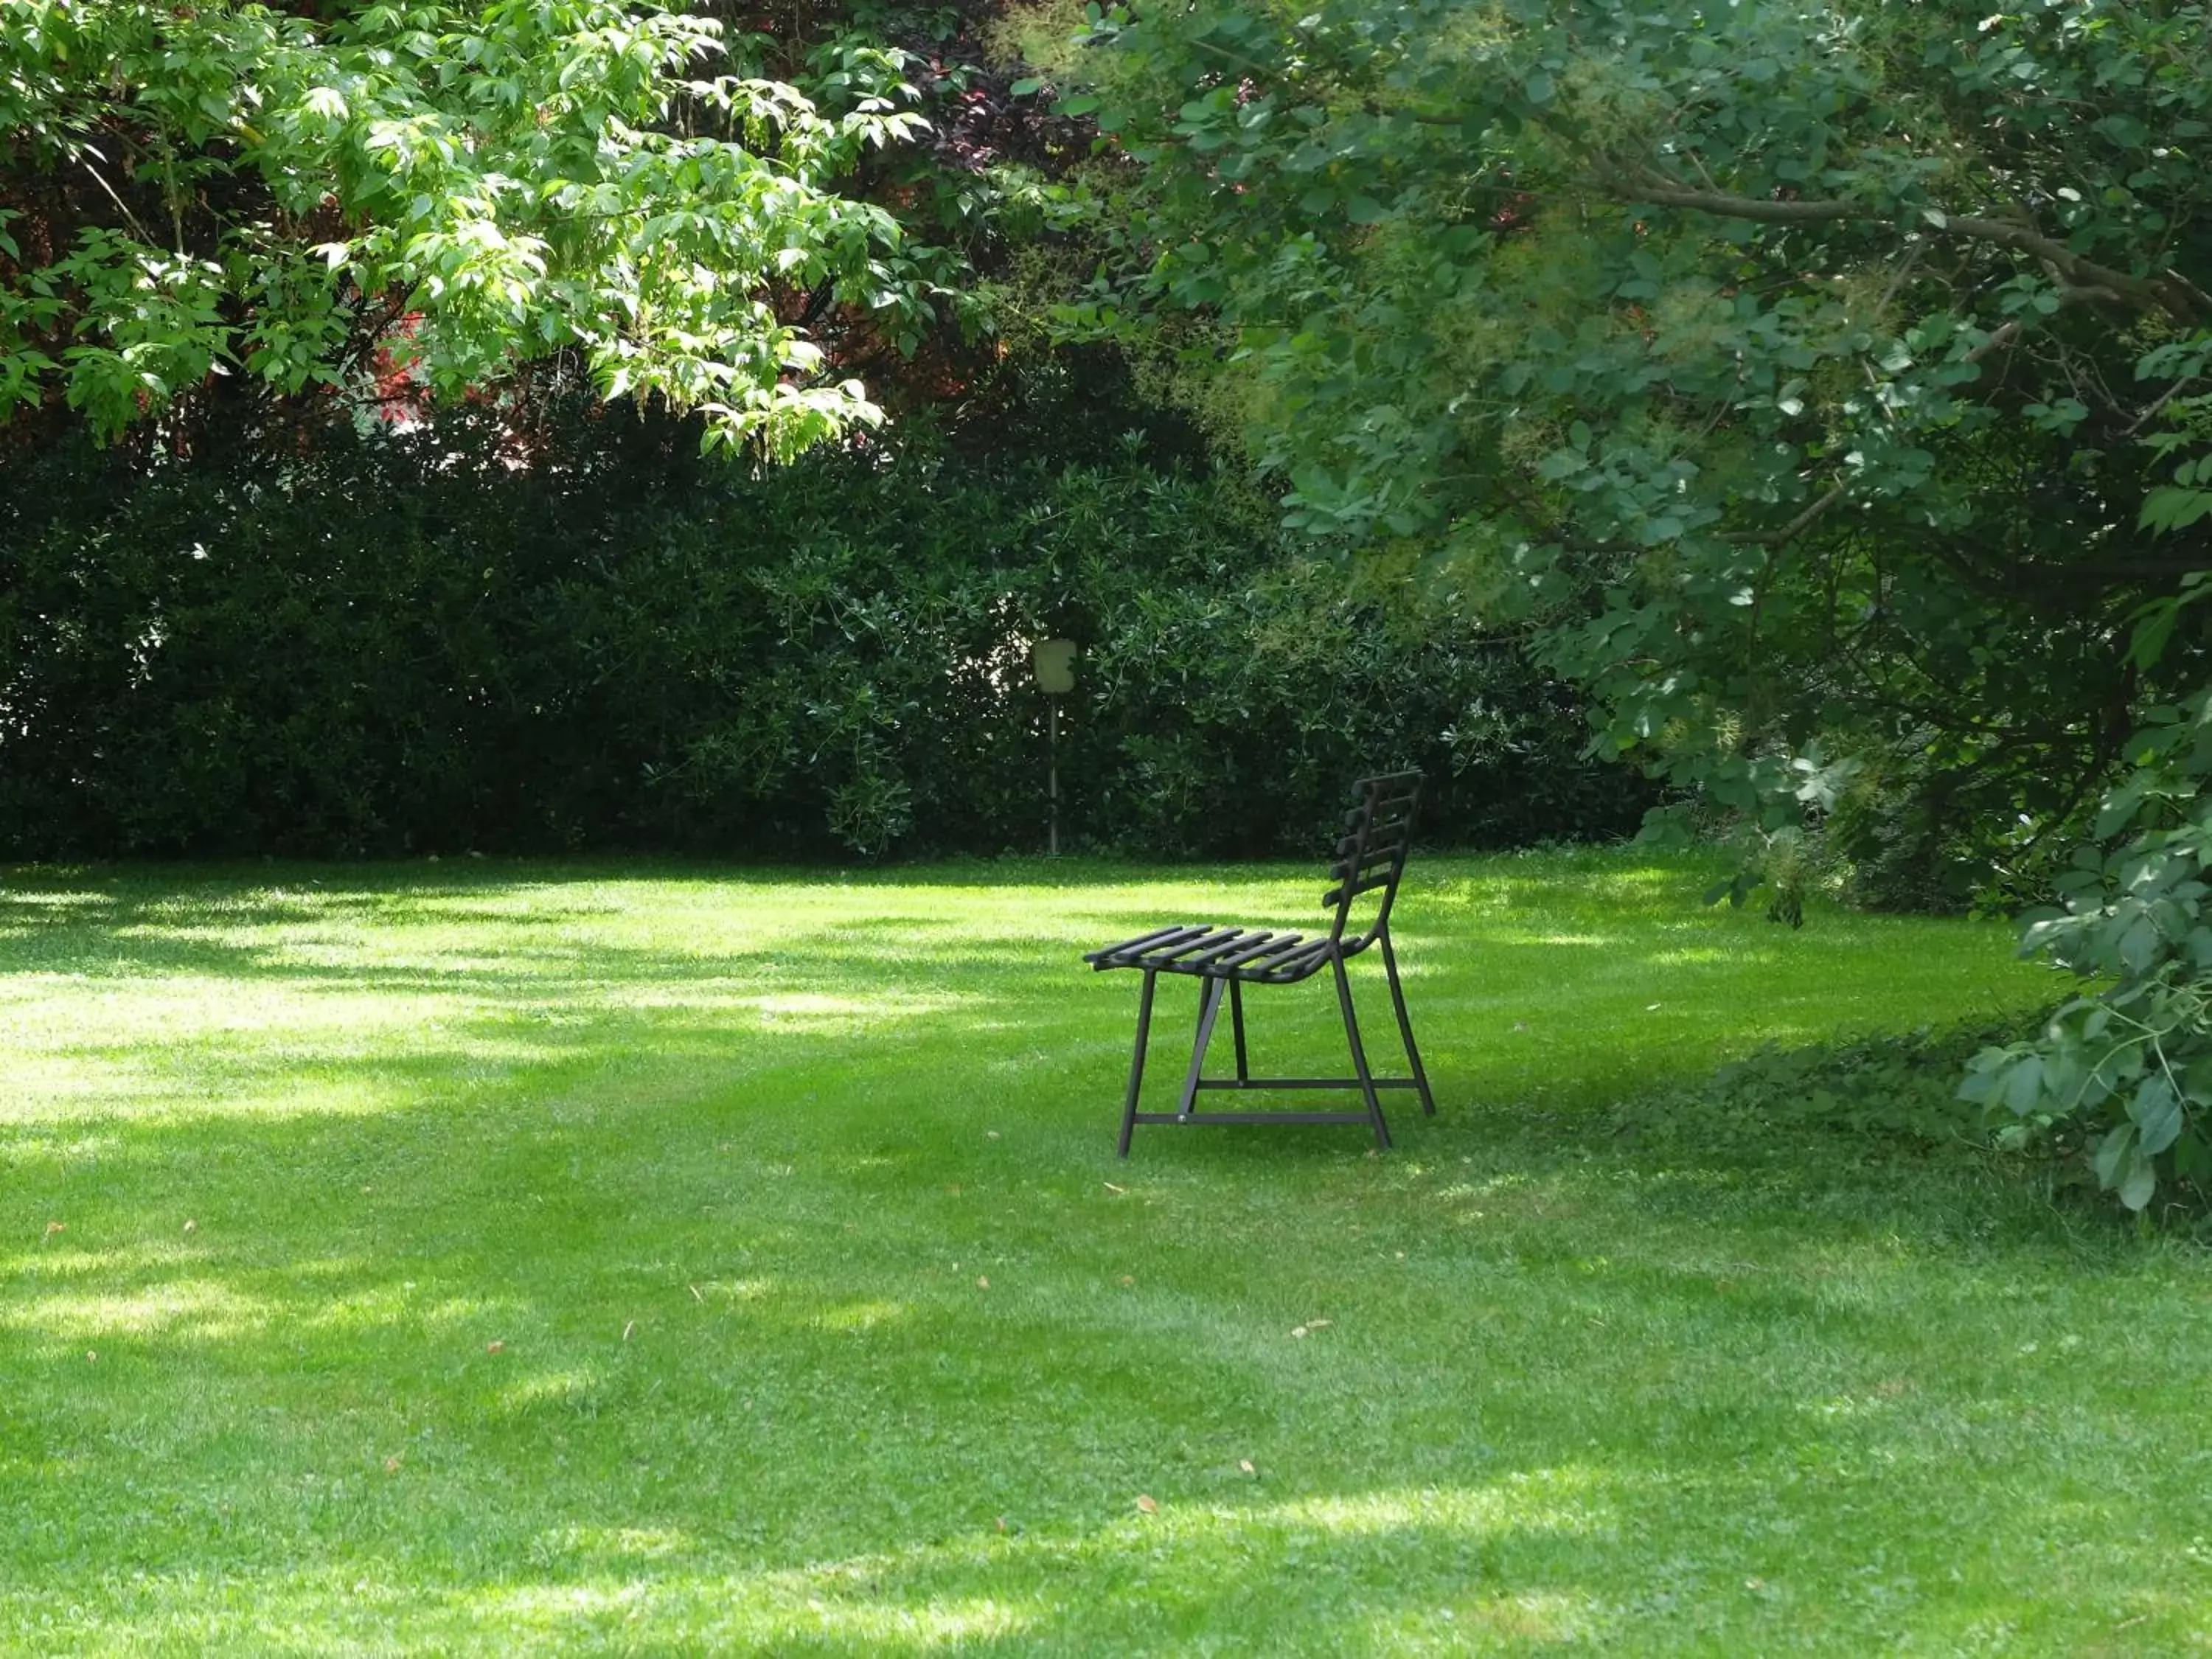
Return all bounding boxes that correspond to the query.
[1083,772,1436,1155]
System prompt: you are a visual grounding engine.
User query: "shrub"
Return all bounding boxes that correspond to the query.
[1962,688,2212,1215]
[0,405,1653,859]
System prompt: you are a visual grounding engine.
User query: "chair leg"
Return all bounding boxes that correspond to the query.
[1117,970,1158,1158]
[1177,978,1228,1121]
[1230,978,1250,1083]
[1332,954,1391,1151]
[1380,931,1435,1116]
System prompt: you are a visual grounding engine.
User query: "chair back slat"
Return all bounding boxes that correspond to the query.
[1322,771,1422,950]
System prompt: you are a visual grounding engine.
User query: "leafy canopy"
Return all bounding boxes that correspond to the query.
[0,0,945,453]
[1029,0,2212,815]
[1026,0,2212,1206]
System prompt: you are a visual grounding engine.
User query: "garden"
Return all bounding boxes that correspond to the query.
[6,0,2212,1649]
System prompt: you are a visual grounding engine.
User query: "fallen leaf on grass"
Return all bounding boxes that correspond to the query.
[85,1350,96,1363]
[1306,1319,1332,1330]
[183,1220,198,1234]
[1118,1275,1134,1287]
[485,1340,505,1354]
[1239,1459,1256,1475]
[1292,1327,1308,1338]
[384,1456,403,1473]
[976,1276,990,1290]
[1135,1495,1158,1514]
[43,1222,64,1239]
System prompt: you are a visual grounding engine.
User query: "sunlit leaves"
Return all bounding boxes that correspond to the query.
[0,0,940,450]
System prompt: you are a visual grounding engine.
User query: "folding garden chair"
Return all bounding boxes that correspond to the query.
[1084,771,1436,1155]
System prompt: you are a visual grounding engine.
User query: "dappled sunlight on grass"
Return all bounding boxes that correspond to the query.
[1363,1591,1592,1648]
[494,1369,615,1425]
[1253,1472,1613,1542]
[1,1277,271,1346]
[1,852,2201,1653]
[811,1298,912,1334]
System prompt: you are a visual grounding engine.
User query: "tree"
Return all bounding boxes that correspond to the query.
[0,0,957,454]
[1023,0,2212,1202]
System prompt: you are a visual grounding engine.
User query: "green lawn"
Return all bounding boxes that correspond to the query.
[2,850,2205,1655]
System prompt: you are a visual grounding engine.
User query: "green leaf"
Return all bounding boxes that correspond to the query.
[1524,72,1554,105]
[2127,597,2181,670]
[2118,1143,2158,1211]
[2129,1073,2185,1155]
[2091,1121,2137,1189]
[2140,485,2212,535]
[2118,913,2163,973]
[2001,1054,2045,1117]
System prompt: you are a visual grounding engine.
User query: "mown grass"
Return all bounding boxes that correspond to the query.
[2,849,2205,1655]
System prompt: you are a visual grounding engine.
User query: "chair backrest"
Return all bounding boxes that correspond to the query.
[1323,771,1422,953]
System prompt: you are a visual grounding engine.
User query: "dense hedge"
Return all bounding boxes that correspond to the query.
[0,407,1654,859]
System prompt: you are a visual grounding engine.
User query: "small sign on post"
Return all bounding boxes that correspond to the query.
[1032,639,1077,855]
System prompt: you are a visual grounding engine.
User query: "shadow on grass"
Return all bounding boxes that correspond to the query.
[5,1074,2180,1654]
[4,1075,2166,1652]
[7,857,2170,1652]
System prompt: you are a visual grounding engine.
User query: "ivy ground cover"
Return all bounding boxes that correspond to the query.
[1,851,2204,1654]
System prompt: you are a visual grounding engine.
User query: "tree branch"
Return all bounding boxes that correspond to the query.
[1719,481,1848,547]
[1621,171,2205,321]
[1624,174,1858,223]
[1963,319,2023,366]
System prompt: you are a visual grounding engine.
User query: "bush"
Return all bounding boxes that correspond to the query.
[0,404,1654,859]
[1962,688,2212,1216]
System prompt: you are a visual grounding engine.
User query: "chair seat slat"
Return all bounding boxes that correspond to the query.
[1245,936,1326,977]
[1141,927,1245,967]
[1085,924,1209,967]
[1084,924,1197,967]
[1248,939,1334,982]
[1215,931,1300,970]
[1184,931,1276,970]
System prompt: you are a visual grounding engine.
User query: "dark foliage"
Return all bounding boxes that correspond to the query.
[0,398,1652,860]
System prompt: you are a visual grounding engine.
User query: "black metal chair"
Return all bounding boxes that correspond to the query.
[1084,771,1436,1155]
